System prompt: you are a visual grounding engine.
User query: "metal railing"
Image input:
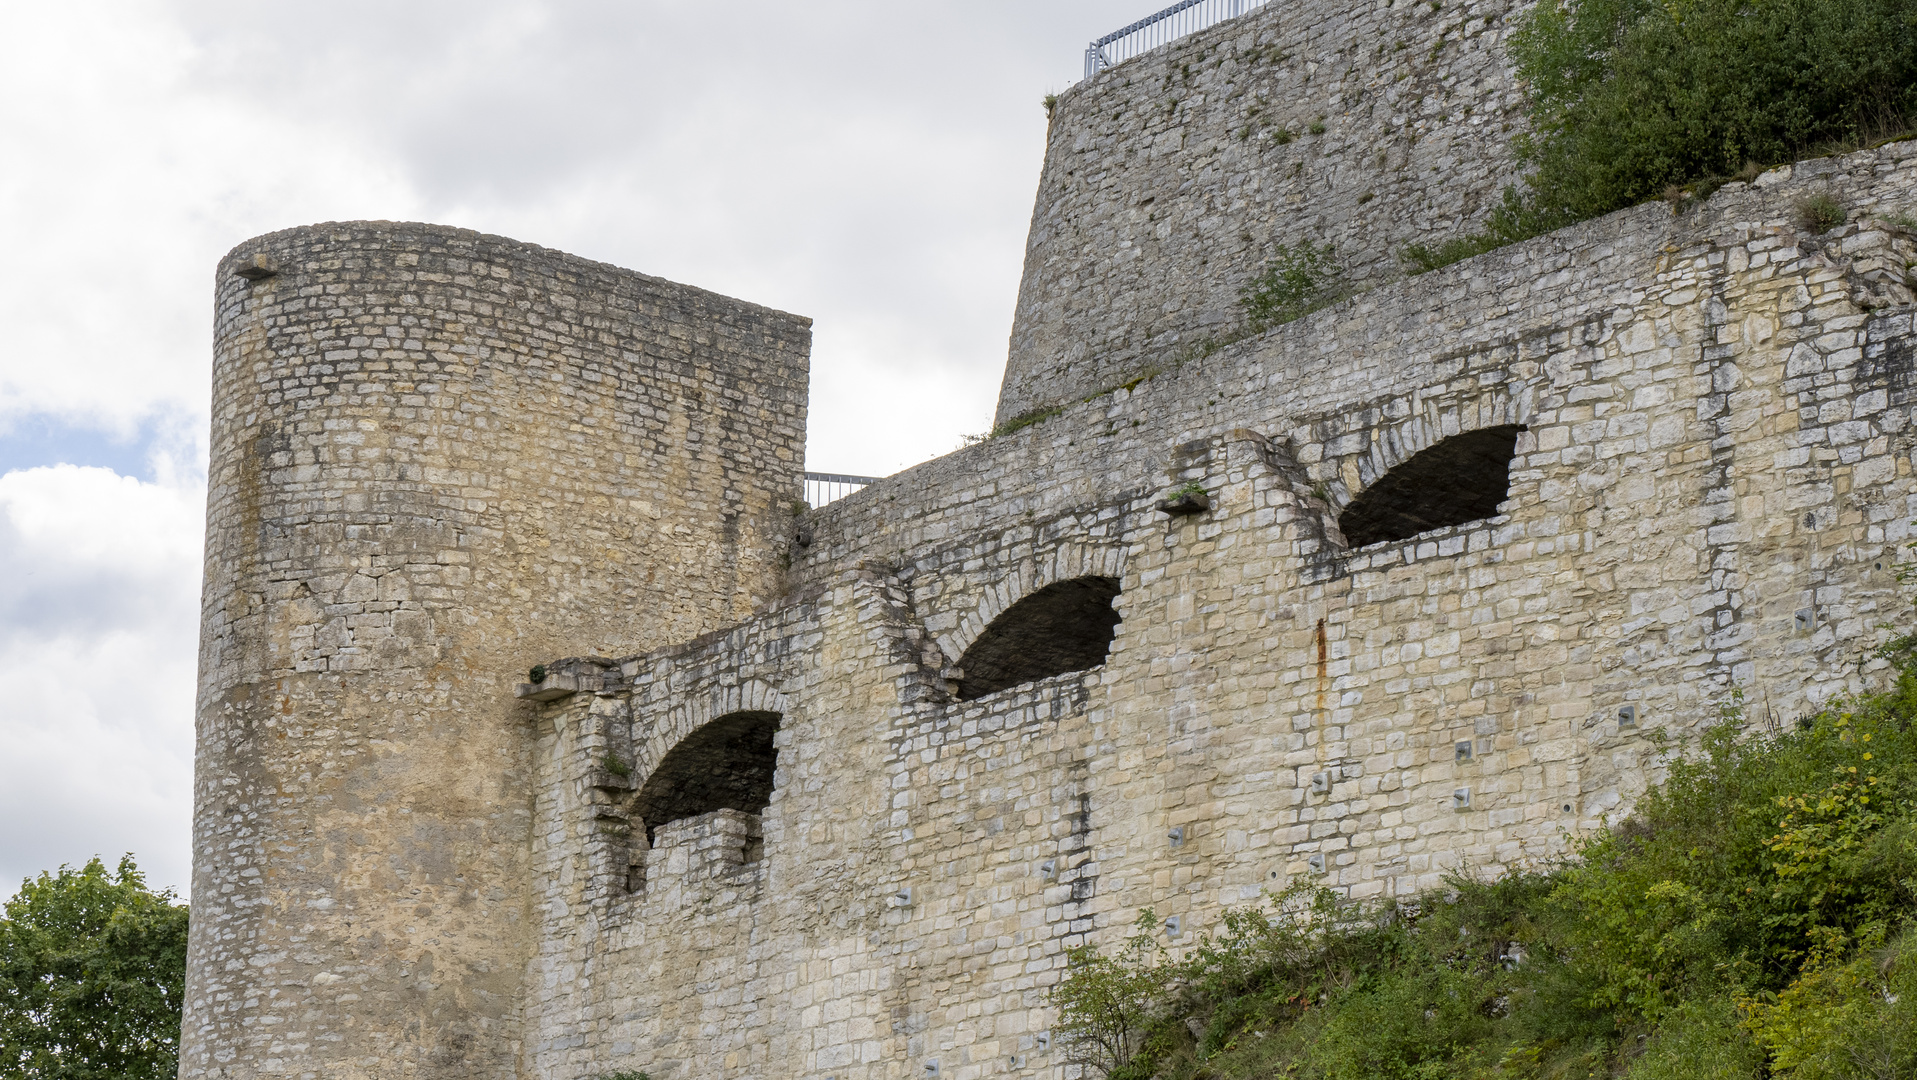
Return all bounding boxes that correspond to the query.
[1084,0,1271,80]
[804,471,882,508]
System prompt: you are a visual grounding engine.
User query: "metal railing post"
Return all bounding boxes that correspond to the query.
[1081,0,1267,82]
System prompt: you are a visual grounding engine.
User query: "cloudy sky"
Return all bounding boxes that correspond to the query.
[0,0,1142,899]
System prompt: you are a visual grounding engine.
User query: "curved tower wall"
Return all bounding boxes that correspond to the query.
[996,0,1530,426]
[182,222,809,1079]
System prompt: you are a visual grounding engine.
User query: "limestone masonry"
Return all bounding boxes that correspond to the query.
[183,1,1917,1078]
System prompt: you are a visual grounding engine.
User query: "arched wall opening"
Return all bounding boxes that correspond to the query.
[1337,425,1525,549]
[632,709,780,852]
[955,576,1122,700]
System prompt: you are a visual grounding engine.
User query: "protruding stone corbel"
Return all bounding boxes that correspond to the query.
[515,656,619,701]
[232,253,278,281]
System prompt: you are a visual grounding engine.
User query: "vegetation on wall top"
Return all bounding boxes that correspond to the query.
[1408,0,1917,273]
[1238,242,1349,334]
[1513,0,1916,223]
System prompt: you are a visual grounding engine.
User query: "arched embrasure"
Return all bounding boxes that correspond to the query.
[632,710,780,844]
[1337,425,1525,549]
[955,576,1121,701]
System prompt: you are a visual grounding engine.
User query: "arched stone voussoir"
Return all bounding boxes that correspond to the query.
[632,677,791,790]
[931,543,1129,670]
[1318,384,1537,503]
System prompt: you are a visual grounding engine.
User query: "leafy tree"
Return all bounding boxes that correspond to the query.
[0,856,189,1080]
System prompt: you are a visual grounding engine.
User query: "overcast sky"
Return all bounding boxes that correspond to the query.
[0,0,1143,900]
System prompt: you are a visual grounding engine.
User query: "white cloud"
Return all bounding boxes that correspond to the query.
[0,1,423,438]
[0,467,203,896]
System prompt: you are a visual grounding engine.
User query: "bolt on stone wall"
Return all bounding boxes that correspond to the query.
[182,221,808,1080]
[517,144,1917,1079]
[998,0,1531,427]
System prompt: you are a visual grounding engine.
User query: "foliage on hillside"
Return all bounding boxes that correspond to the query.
[0,856,189,1080]
[1052,660,1917,1079]
[1406,0,1917,272]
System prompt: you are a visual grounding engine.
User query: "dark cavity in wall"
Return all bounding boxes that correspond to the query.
[1338,425,1525,548]
[634,710,781,844]
[1862,329,1917,406]
[956,576,1122,700]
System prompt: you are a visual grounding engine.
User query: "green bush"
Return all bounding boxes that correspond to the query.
[1797,193,1849,234]
[1401,188,1565,274]
[1405,0,1917,274]
[1050,653,1917,1079]
[1237,243,1347,331]
[1510,0,1917,225]
[1740,929,1917,1079]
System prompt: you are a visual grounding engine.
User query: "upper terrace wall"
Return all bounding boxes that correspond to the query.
[997,0,1531,425]
[183,223,808,1080]
[522,144,1917,1079]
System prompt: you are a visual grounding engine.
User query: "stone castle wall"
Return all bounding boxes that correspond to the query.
[184,6,1917,1080]
[997,0,1532,426]
[518,145,1917,1079]
[182,222,809,1080]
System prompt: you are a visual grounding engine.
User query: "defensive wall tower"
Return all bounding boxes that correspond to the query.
[182,222,809,1079]
[999,0,1532,427]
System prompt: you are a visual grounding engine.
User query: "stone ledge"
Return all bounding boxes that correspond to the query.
[515,657,620,701]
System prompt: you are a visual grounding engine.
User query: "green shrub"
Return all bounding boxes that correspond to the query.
[1740,928,1917,1079]
[1237,243,1347,331]
[1623,998,1766,1080]
[1400,232,1512,274]
[1796,193,1849,234]
[1401,187,1567,274]
[1050,649,1917,1079]
[1508,0,1917,226]
[1050,911,1177,1077]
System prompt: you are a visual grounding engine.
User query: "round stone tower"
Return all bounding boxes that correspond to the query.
[181,222,809,1079]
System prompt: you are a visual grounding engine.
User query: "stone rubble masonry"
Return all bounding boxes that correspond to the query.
[185,11,1917,1080]
[521,145,1917,1080]
[181,221,808,1080]
[998,0,1532,427]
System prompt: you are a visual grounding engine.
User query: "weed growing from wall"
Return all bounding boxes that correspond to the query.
[1237,243,1346,332]
[1796,193,1849,234]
